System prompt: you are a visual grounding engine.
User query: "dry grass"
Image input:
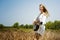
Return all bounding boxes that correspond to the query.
[0,28,60,40]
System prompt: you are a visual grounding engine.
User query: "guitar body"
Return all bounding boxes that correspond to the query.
[34,24,39,31]
[33,20,40,31]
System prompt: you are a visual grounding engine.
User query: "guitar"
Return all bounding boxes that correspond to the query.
[33,14,40,31]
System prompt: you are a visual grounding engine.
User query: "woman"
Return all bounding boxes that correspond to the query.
[33,4,49,40]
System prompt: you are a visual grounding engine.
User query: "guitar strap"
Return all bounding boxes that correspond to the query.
[36,13,41,21]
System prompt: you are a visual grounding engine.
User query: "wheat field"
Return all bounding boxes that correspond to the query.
[0,28,60,40]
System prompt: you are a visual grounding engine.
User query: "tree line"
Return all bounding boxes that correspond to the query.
[45,20,60,30]
[0,22,33,29]
[0,20,60,30]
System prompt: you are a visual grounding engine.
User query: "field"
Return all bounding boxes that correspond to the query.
[0,28,60,40]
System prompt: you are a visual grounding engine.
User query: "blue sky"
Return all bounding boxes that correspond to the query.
[0,0,60,26]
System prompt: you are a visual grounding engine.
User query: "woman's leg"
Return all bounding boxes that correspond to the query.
[35,33,41,40]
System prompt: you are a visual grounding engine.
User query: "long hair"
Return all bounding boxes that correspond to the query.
[39,4,49,17]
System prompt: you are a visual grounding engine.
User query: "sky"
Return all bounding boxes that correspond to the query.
[0,0,60,26]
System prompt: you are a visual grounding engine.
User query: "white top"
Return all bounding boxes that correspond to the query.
[34,12,46,24]
[39,12,46,24]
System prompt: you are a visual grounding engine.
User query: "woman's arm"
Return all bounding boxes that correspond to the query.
[33,20,40,25]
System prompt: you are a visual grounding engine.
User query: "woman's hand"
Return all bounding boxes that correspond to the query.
[33,20,40,25]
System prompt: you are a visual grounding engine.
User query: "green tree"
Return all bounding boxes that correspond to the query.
[45,20,60,30]
[13,22,19,28]
[0,24,4,28]
[28,25,33,29]
[20,24,24,28]
[54,20,60,29]
[24,24,28,29]
[45,21,54,29]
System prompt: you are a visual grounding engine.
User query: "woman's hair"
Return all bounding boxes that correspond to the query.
[39,4,49,17]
